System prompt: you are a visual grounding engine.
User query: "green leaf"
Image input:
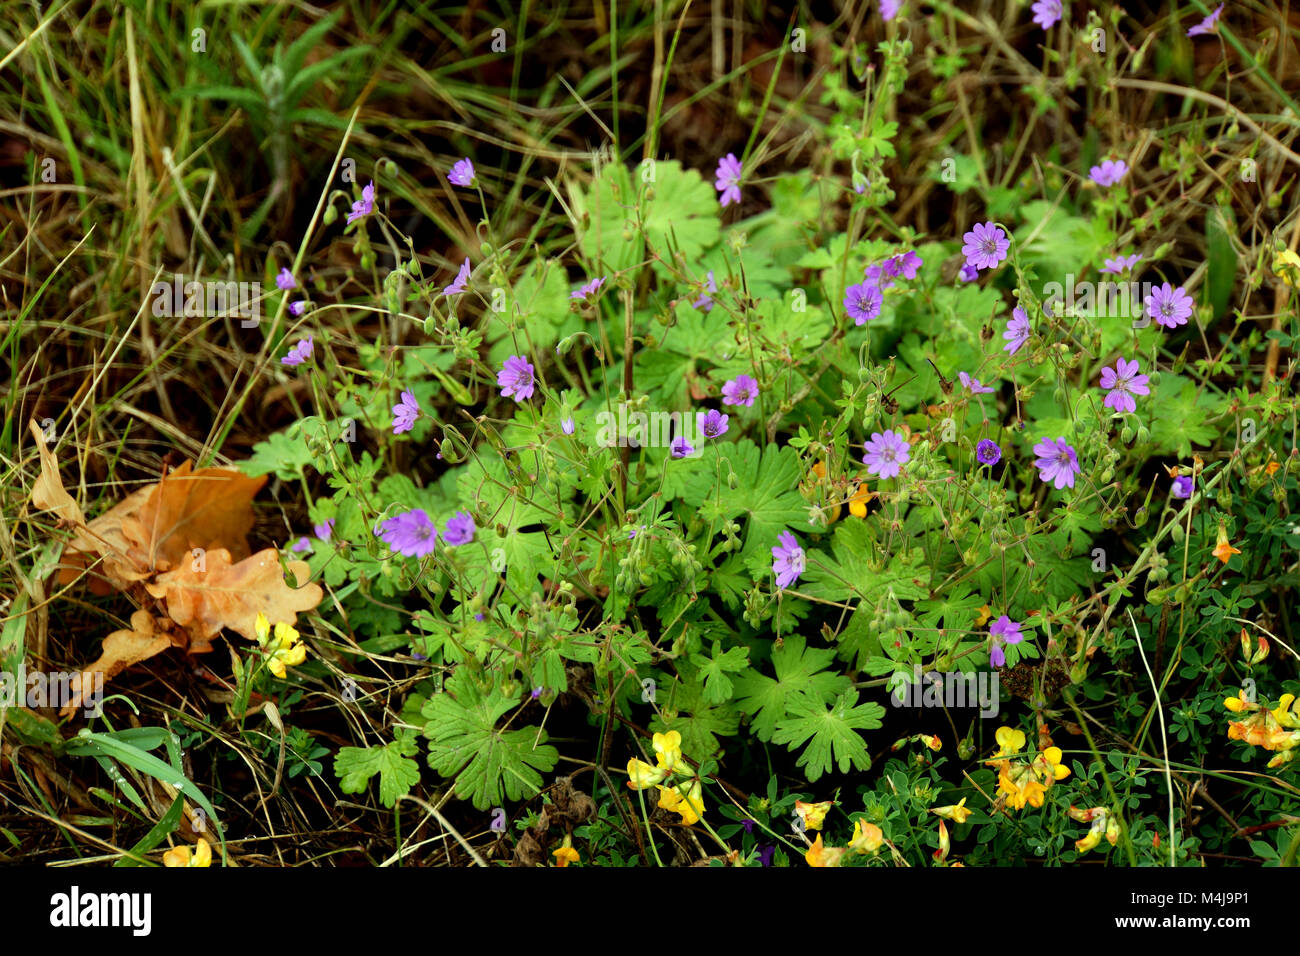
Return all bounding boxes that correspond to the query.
[662,438,808,563]
[576,160,720,273]
[1146,376,1221,457]
[334,731,422,808]
[732,634,849,741]
[648,671,740,759]
[240,425,315,480]
[422,674,558,810]
[771,689,884,782]
[802,521,931,604]
[689,642,751,705]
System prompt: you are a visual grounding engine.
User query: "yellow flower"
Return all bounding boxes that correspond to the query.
[847,481,877,518]
[1033,746,1071,783]
[656,780,704,825]
[805,833,847,868]
[553,836,580,867]
[997,762,1047,811]
[809,461,842,523]
[795,799,835,831]
[1212,525,1240,564]
[652,730,683,773]
[932,798,971,824]
[919,734,942,752]
[163,836,212,868]
[848,818,883,853]
[975,605,992,627]
[990,726,1026,760]
[254,612,307,678]
[1271,694,1299,729]
[1224,688,1257,713]
[1273,248,1300,287]
[1265,460,1281,476]
[626,757,666,790]
[933,819,950,863]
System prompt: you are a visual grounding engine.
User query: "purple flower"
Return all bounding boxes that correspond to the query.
[988,615,1023,667]
[1004,307,1031,355]
[715,153,742,207]
[844,281,883,325]
[741,819,756,834]
[1145,282,1194,329]
[1089,159,1129,187]
[1187,3,1224,36]
[1033,437,1081,490]
[961,221,1010,272]
[530,686,543,699]
[448,158,476,188]
[497,355,536,402]
[771,531,805,590]
[958,262,979,283]
[1099,357,1150,413]
[864,262,894,290]
[392,389,420,434]
[561,416,576,435]
[347,181,375,224]
[1172,475,1194,499]
[958,371,996,395]
[1031,0,1062,29]
[862,429,911,479]
[670,435,694,458]
[894,250,923,279]
[757,845,775,867]
[1100,253,1143,274]
[722,374,759,407]
[475,612,485,622]
[693,271,717,311]
[276,267,297,291]
[289,300,306,317]
[976,439,1002,466]
[881,0,901,20]
[697,409,730,439]
[290,536,311,553]
[281,335,313,367]
[443,257,471,296]
[571,276,606,300]
[442,511,476,546]
[313,518,335,542]
[377,509,438,558]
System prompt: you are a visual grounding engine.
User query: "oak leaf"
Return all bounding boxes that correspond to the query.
[59,609,174,716]
[145,549,322,653]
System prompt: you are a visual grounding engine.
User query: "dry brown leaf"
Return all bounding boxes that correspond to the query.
[28,419,85,527]
[59,609,172,717]
[119,461,266,572]
[56,461,265,594]
[145,549,322,653]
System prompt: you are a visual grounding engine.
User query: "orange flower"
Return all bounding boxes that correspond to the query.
[552,836,580,867]
[1212,525,1240,564]
[847,481,877,518]
[805,833,847,868]
[1265,461,1281,476]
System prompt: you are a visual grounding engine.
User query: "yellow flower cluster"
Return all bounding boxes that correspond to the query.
[805,819,884,867]
[1224,691,1300,768]
[985,726,1070,811]
[1068,806,1120,854]
[254,612,307,678]
[626,731,705,825]
[163,836,212,867]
